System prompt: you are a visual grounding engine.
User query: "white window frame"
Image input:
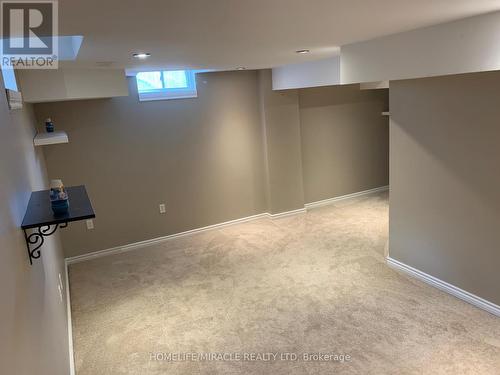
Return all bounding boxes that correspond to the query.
[137,70,198,102]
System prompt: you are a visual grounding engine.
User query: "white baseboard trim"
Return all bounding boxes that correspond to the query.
[386,256,500,317]
[304,185,389,210]
[268,207,307,219]
[66,212,271,264]
[66,187,389,265]
[64,260,76,375]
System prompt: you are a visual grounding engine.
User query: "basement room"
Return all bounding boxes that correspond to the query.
[1,1,499,374]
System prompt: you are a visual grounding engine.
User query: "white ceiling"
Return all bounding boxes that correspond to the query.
[59,0,500,71]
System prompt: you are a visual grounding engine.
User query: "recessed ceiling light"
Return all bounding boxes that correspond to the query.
[296,49,310,54]
[132,52,151,59]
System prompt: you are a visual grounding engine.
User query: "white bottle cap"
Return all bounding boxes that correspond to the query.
[50,179,63,189]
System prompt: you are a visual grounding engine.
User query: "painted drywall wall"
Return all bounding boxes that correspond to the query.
[0,75,70,374]
[390,71,500,305]
[341,11,500,84]
[18,68,128,103]
[35,71,269,257]
[299,84,389,203]
[258,70,305,214]
[35,69,389,257]
[272,56,340,90]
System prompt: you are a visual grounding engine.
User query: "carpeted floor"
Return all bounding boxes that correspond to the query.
[69,192,500,374]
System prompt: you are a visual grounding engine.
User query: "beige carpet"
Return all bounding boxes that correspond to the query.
[69,192,500,374]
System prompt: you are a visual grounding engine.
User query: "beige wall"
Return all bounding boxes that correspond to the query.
[258,70,305,214]
[35,71,268,257]
[390,71,500,305]
[0,76,69,374]
[299,84,389,203]
[35,70,389,257]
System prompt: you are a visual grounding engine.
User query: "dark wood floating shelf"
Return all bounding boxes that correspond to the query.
[21,185,95,264]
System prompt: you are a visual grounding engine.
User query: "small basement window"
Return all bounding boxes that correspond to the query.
[136,70,198,101]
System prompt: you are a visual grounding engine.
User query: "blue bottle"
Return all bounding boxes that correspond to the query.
[45,118,54,133]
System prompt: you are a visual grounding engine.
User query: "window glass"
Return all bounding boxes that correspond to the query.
[164,70,188,88]
[136,71,162,91]
[136,70,198,101]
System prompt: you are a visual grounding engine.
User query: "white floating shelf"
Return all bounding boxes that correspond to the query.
[34,131,69,146]
[382,111,390,116]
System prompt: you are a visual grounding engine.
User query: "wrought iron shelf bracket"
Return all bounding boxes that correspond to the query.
[21,186,95,265]
[23,223,68,265]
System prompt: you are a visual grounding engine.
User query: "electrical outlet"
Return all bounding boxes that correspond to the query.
[159,203,166,214]
[86,219,94,230]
